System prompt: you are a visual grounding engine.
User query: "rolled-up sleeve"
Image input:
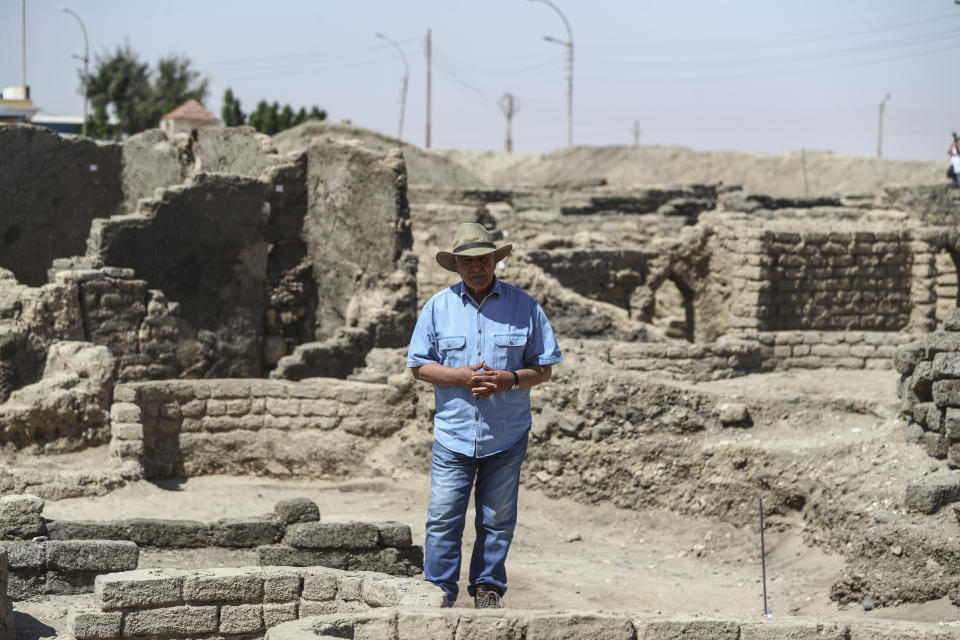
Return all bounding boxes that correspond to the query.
[524,303,563,367]
[406,299,438,368]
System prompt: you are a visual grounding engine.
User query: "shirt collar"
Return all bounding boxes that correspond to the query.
[454,277,501,304]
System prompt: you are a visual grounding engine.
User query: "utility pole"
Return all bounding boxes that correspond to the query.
[877,93,891,158]
[633,119,640,146]
[528,0,573,147]
[499,93,520,152]
[425,28,432,149]
[376,32,408,141]
[61,6,89,136]
[21,0,27,95]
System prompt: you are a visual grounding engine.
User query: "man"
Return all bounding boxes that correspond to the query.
[406,222,563,608]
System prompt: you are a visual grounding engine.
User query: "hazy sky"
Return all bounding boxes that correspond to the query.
[2,0,957,160]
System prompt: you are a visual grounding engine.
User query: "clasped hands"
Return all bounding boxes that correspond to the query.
[459,361,511,398]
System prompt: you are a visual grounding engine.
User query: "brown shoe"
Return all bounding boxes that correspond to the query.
[474,584,503,609]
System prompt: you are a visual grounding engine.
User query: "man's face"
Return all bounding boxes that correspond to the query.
[455,253,495,294]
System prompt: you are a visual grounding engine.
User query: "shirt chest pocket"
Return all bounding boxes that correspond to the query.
[438,336,467,367]
[493,333,527,370]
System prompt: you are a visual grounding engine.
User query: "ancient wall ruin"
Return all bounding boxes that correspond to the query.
[67,566,444,640]
[0,127,122,287]
[895,308,960,466]
[108,378,414,479]
[264,608,957,640]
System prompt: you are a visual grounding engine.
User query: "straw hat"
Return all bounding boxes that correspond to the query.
[436,223,513,272]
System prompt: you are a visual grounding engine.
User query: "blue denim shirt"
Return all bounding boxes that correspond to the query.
[406,278,563,457]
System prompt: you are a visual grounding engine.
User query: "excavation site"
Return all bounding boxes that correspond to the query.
[1,120,960,639]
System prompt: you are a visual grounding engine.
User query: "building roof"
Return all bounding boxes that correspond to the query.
[161,99,218,122]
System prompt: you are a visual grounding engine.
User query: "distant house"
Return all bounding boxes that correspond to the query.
[160,99,220,137]
[0,86,39,124]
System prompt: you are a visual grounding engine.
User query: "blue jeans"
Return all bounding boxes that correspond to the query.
[424,433,529,605]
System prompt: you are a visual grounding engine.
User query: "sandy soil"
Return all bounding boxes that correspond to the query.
[10,370,959,638]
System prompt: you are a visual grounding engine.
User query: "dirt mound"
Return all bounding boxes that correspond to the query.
[272,121,486,188]
[433,146,945,197]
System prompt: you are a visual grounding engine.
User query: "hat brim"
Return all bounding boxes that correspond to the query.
[436,244,513,272]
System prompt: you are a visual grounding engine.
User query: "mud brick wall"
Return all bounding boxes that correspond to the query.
[726,226,918,332]
[109,378,413,479]
[264,609,960,640]
[608,340,762,380]
[895,309,960,467]
[265,610,957,640]
[0,539,137,599]
[49,264,179,382]
[733,330,920,371]
[66,566,445,640]
[259,520,422,577]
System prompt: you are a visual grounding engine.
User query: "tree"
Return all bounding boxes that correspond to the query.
[151,55,208,122]
[277,105,294,132]
[84,44,209,138]
[84,105,113,140]
[247,100,326,135]
[221,88,245,127]
[85,44,152,137]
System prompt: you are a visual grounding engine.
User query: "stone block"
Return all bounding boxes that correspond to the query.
[894,342,925,375]
[46,520,128,541]
[258,545,349,569]
[298,598,340,617]
[110,423,143,440]
[263,570,302,602]
[933,380,960,408]
[349,548,423,575]
[933,352,960,379]
[374,522,413,548]
[396,610,457,640]
[0,541,42,569]
[527,612,635,640]
[0,494,45,539]
[211,518,284,547]
[912,361,934,395]
[45,540,138,573]
[641,619,740,640]
[450,613,526,639]
[283,522,379,549]
[274,498,321,524]
[361,579,401,607]
[125,518,211,547]
[302,570,338,601]
[109,402,141,423]
[396,580,446,608]
[740,621,849,639]
[904,472,960,514]
[43,571,99,595]
[67,606,122,640]
[944,308,960,331]
[7,570,43,600]
[925,332,960,359]
[220,604,264,634]
[95,568,184,611]
[122,605,218,636]
[263,602,298,628]
[924,432,948,459]
[338,573,363,601]
[946,408,960,442]
[183,568,263,603]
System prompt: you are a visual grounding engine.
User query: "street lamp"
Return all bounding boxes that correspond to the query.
[376,32,409,141]
[527,0,573,147]
[877,93,891,158]
[60,5,89,136]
